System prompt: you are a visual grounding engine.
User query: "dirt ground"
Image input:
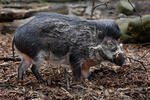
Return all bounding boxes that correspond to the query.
[0,0,150,100]
[0,30,150,100]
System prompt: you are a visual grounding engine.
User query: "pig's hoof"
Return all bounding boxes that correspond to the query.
[18,80,25,86]
[87,76,92,81]
[75,77,80,82]
[38,79,45,83]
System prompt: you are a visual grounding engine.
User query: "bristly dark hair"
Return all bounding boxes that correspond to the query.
[96,20,121,40]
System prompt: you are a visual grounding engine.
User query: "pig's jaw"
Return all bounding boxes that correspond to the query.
[89,44,113,61]
[89,44,125,66]
[89,44,104,61]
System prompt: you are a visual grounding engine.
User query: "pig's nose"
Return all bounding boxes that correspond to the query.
[113,53,125,66]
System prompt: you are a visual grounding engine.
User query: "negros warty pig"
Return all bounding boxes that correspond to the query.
[12,13,125,82]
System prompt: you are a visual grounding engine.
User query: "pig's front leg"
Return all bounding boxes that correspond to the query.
[31,64,44,83]
[81,61,91,80]
[81,60,99,80]
[69,53,81,81]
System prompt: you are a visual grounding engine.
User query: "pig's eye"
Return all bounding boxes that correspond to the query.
[107,41,113,47]
[107,41,117,51]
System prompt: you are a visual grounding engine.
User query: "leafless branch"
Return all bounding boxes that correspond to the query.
[141,42,150,47]
[138,49,150,60]
[127,56,147,71]
[127,0,145,30]
[0,62,20,67]
[90,0,110,19]
[0,62,12,67]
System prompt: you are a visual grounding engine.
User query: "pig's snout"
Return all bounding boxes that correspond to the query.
[113,53,126,66]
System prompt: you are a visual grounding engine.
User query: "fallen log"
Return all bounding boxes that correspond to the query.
[0,56,21,61]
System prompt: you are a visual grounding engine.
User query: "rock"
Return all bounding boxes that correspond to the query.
[69,5,86,16]
[117,14,150,43]
[49,5,69,15]
[0,0,78,4]
[84,6,101,19]
[41,0,77,2]
[0,16,34,34]
[0,0,40,4]
[118,13,127,18]
[117,0,135,15]
[2,3,48,9]
[84,6,92,16]
[0,5,50,22]
[117,18,132,42]
[104,89,109,96]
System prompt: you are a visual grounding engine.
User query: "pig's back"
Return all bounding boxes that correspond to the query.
[14,13,90,59]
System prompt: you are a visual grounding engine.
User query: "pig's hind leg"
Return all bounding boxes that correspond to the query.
[31,56,44,83]
[18,54,32,81]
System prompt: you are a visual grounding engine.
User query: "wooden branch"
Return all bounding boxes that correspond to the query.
[127,56,147,71]
[141,42,150,47]
[90,0,110,19]
[0,56,21,61]
[71,85,87,90]
[90,0,96,19]
[0,62,20,67]
[128,0,145,30]
[138,49,150,60]
[0,62,12,67]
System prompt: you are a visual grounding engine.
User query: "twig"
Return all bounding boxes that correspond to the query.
[138,49,150,60]
[0,56,21,61]
[141,42,150,47]
[90,0,110,19]
[71,85,87,90]
[0,62,20,67]
[127,0,145,31]
[92,96,99,100]
[127,56,147,71]
[61,87,73,98]
[90,0,95,19]
[0,62,12,67]
[64,67,70,90]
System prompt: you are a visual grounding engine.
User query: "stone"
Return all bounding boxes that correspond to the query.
[69,5,86,16]
[117,14,150,43]
[0,0,40,4]
[41,0,77,2]
[48,5,69,15]
[117,0,135,15]
[0,5,50,22]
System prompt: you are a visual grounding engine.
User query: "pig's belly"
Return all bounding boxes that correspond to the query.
[38,50,70,66]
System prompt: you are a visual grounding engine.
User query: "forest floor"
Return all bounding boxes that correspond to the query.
[0,0,150,100]
[0,29,150,100]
